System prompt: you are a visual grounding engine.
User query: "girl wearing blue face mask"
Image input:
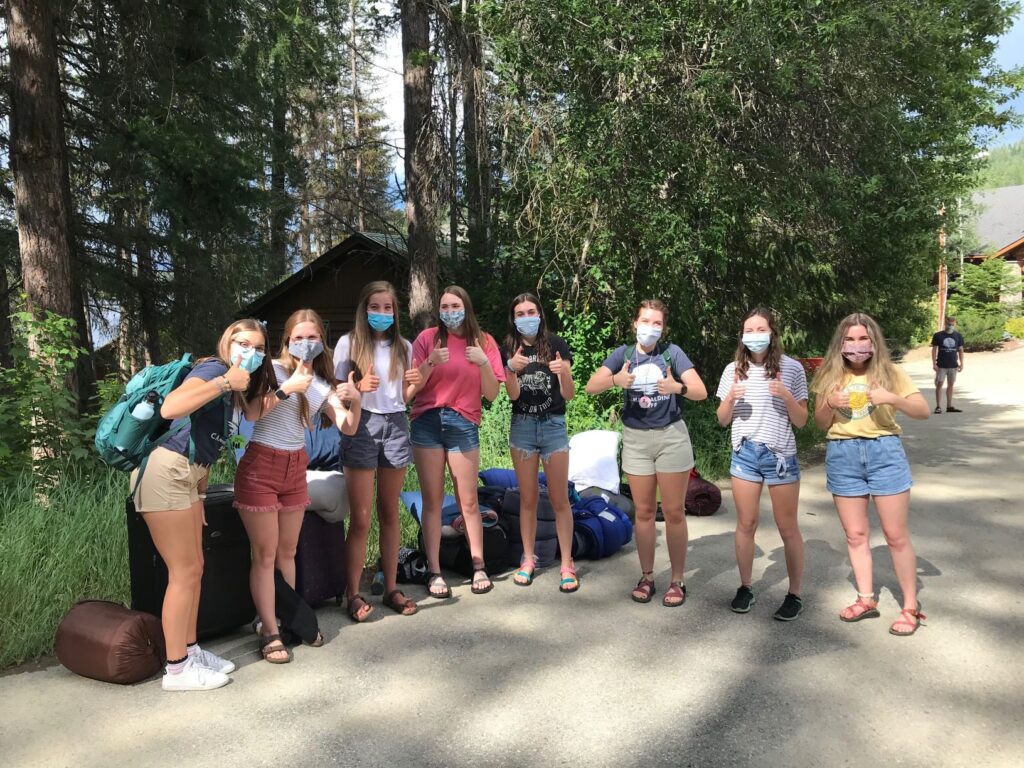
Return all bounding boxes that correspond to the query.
[235,308,361,664]
[502,293,578,592]
[333,281,422,621]
[586,299,708,607]
[716,308,809,621]
[130,318,273,691]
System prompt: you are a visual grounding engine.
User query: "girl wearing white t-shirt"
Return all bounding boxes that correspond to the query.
[235,308,361,664]
[333,281,422,622]
[716,308,808,621]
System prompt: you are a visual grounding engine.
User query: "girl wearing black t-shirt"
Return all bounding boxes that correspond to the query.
[503,293,579,592]
[586,299,708,607]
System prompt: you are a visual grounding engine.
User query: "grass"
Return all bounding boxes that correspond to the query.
[0,391,826,669]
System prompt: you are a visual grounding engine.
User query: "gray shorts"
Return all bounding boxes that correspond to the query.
[341,411,412,470]
[935,367,957,386]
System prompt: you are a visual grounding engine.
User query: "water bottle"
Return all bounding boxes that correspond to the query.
[370,568,385,595]
[131,391,160,421]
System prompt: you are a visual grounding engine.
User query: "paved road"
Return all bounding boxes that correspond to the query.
[2,348,1022,768]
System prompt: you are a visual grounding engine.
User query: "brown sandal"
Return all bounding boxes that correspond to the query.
[383,589,419,616]
[662,581,686,607]
[259,633,292,664]
[347,594,374,623]
[631,573,656,603]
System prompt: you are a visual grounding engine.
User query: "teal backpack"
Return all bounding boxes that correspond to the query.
[95,354,203,484]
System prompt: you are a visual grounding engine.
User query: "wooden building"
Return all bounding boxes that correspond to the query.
[242,232,410,350]
[968,184,1024,303]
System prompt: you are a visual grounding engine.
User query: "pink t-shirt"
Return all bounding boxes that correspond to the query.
[411,326,506,425]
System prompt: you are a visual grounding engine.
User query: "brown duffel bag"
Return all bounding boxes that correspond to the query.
[55,600,165,684]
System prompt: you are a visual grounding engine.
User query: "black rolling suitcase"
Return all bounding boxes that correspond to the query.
[294,510,347,606]
[127,483,255,639]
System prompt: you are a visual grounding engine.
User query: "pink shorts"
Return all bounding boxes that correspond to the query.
[233,442,309,513]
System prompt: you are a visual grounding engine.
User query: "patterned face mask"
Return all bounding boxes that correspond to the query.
[841,342,873,364]
[440,310,466,330]
[288,339,324,363]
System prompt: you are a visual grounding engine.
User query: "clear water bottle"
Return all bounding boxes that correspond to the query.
[370,568,385,595]
[131,391,160,421]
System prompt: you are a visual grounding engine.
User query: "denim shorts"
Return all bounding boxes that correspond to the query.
[410,407,480,453]
[730,439,800,486]
[341,411,412,470]
[509,413,569,461]
[825,436,912,497]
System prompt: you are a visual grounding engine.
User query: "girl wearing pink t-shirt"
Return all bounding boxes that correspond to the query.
[409,286,505,598]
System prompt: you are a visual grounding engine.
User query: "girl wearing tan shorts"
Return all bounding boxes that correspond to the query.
[131,318,273,690]
[586,299,707,607]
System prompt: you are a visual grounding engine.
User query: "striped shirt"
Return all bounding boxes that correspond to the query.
[250,361,332,451]
[716,355,808,456]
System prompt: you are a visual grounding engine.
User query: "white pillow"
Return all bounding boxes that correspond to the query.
[306,470,349,523]
[568,430,621,494]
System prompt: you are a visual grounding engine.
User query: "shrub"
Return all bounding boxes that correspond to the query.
[957,309,1004,351]
[1005,316,1024,340]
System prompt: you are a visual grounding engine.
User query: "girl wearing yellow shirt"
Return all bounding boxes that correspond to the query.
[812,313,930,636]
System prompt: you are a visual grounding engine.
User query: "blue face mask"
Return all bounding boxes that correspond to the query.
[440,310,465,330]
[741,332,771,354]
[514,316,541,337]
[368,312,395,332]
[288,339,324,363]
[636,324,662,348]
[230,343,265,373]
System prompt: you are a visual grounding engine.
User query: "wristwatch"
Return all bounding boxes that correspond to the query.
[274,387,289,401]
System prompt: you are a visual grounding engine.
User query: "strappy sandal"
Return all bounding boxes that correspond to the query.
[347,594,374,623]
[559,565,580,594]
[839,594,880,622]
[933,406,942,414]
[259,633,292,664]
[514,555,538,586]
[631,572,656,603]
[662,581,686,607]
[426,572,452,599]
[889,607,926,636]
[383,589,419,616]
[471,569,494,595]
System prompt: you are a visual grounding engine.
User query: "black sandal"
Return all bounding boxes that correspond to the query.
[426,572,452,599]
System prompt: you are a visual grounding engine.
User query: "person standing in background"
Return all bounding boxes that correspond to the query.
[931,316,964,414]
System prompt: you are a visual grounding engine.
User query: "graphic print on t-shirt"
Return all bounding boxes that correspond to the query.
[630,362,668,409]
[840,380,874,420]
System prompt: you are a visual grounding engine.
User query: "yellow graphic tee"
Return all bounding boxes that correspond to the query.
[826,368,919,440]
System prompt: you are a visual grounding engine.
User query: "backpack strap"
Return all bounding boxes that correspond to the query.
[624,343,679,377]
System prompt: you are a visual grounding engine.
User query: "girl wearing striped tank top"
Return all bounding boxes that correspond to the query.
[716,308,809,621]
[234,309,361,663]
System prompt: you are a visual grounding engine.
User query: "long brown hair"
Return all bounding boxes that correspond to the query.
[733,307,784,381]
[811,312,899,396]
[212,318,274,412]
[504,292,552,362]
[347,281,410,381]
[436,285,495,352]
[276,308,337,428]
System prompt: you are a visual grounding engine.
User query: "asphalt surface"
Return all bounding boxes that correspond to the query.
[2,348,1022,768]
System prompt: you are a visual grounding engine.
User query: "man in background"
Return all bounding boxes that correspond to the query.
[931,316,965,413]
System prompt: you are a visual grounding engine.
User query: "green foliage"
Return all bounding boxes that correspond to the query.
[957,309,1005,350]
[1005,316,1024,339]
[952,259,1014,313]
[980,139,1024,188]
[0,311,96,482]
[0,466,130,668]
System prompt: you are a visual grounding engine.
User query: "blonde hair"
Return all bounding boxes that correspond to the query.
[276,308,337,428]
[811,312,899,396]
[211,318,273,411]
[348,281,410,381]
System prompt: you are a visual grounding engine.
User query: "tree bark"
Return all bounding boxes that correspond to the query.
[350,0,365,232]
[461,0,490,266]
[402,0,439,331]
[0,263,12,371]
[135,203,162,365]
[269,64,289,277]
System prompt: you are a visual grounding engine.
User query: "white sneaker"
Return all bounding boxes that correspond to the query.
[161,658,230,691]
[192,647,236,674]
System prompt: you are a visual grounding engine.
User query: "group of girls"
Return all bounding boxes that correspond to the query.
[137,283,930,691]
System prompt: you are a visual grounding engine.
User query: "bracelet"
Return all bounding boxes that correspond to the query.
[219,375,231,393]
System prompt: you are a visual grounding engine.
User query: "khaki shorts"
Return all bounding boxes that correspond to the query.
[621,419,695,476]
[131,447,209,512]
[935,367,957,386]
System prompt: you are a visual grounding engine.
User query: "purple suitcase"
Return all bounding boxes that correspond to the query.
[294,510,347,606]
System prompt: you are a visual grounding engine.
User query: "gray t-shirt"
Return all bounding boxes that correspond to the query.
[250,361,332,451]
[601,343,694,429]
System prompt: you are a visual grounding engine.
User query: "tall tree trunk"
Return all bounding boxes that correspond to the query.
[5,0,76,326]
[461,0,490,266]
[0,264,12,371]
[135,203,162,364]
[270,65,289,277]
[448,57,459,252]
[402,0,439,330]
[350,0,365,232]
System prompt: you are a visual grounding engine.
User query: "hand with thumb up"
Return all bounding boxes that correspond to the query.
[225,354,251,392]
[612,360,635,390]
[336,371,361,407]
[548,350,570,377]
[359,363,380,393]
[767,373,789,399]
[508,346,530,373]
[657,365,681,396]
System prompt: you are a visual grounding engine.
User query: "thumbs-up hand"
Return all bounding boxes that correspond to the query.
[283,364,313,395]
[508,346,530,373]
[827,384,850,409]
[613,360,635,390]
[867,380,894,406]
[428,338,449,366]
[225,354,251,391]
[335,371,361,407]
[729,381,747,403]
[767,373,788,399]
[359,363,380,393]
[657,365,681,395]
[466,344,488,367]
[548,350,569,377]
[404,359,423,387]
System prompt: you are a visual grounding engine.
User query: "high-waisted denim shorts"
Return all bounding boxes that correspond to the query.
[410,407,480,453]
[730,439,800,486]
[825,436,912,497]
